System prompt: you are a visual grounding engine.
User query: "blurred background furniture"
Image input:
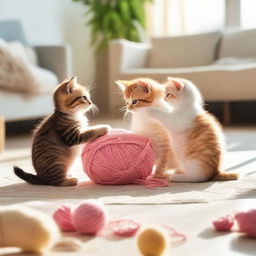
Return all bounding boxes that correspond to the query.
[0,20,71,123]
[109,29,256,124]
[0,116,4,152]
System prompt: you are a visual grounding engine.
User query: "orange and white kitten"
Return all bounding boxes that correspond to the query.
[116,78,180,179]
[147,77,238,182]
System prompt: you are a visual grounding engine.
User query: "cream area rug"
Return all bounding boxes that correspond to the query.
[1,140,256,204]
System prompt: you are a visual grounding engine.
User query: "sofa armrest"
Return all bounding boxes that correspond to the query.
[34,45,72,81]
[109,39,150,72]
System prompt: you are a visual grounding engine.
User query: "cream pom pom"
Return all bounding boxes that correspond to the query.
[136,225,170,256]
[0,205,80,253]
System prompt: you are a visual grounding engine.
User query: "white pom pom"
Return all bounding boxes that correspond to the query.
[0,205,59,253]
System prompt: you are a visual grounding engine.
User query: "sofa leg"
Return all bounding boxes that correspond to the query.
[223,102,231,126]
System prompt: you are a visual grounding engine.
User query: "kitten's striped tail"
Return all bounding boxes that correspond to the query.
[212,171,238,181]
[14,166,43,185]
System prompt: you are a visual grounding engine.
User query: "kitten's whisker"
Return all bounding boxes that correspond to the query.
[90,104,99,116]
[86,81,94,92]
[119,106,127,114]
[123,109,130,121]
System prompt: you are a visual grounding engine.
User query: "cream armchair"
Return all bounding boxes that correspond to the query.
[109,29,256,124]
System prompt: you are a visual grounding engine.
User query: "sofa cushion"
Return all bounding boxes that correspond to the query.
[219,29,256,58]
[0,39,57,94]
[213,57,256,65]
[0,90,54,121]
[0,20,28,45]
[7,41,39,66]
[148,31,221,68]
[31,66,59,93]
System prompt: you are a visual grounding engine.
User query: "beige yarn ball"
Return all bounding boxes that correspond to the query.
[0,205,60,253]
[137,225,170,256]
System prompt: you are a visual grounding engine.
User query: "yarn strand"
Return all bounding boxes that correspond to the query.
[134,177,169,188]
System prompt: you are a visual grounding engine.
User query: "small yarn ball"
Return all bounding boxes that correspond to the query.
[53,205,76,232]
[213,215,234,232]
[81,129,155,185]
[235,209,256,237]
[72,200,108,235]
[137,225,169,256]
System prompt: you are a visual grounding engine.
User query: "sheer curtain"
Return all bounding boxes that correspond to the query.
[241,0,256,29]
[146,0,225,36]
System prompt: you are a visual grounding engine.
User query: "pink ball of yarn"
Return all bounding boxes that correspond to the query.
[81,129,155,185]
[72,200,108,235]
[53,205,76,232]
[212,215,234,232]
[235,209,256,237]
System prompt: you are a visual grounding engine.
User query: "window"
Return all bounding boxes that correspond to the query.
[148,0,225,36]
[241,0,256,29]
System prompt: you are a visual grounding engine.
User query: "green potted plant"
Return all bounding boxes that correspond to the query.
[72,0,151,112]
[73,0,150,51]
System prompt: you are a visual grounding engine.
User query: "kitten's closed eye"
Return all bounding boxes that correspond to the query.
[166,93,175,99]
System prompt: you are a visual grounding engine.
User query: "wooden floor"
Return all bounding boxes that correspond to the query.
[1,119,256,256]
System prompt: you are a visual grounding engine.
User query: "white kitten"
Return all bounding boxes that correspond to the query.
[147,77,238,182]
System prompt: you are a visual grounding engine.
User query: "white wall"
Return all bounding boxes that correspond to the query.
[0,0,94,84]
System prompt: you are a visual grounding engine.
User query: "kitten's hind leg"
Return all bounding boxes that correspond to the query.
[150,124,179,179]
[168,159,210,183]
[59,177,78,186]
[42,165,78,186]
[154,141,179,179]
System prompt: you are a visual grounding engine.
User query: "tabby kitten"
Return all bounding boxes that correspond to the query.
[116,78,180,179]
[14,77,109,186]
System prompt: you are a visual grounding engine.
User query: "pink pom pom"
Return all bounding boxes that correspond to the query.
[53,205,76,232]
[235,209,256,237]
[72,200,108,235]
[213,215,234,231]
[107,220,140,237]
[81,129,168,188]
[163,225,187,244]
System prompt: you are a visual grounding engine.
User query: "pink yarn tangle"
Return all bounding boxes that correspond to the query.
[106,219,140,237]
[235,209,256,237]
[163,225,187,245]
[212,215,234,232]
[82,129,168,188]
[53,204,76,232]
[135,176,169,189]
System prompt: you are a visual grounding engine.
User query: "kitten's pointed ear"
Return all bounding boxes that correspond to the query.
[136,79,151,93]
[167,77,184,91]
[115,80,127,91]
[65,76,77,94]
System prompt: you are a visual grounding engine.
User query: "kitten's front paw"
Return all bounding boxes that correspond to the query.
[167,160,181,170]
[153,172,169,180]
[96,125,111,137]
[166,168,185,175]
[174,169,186,175]
[153,170,168,179]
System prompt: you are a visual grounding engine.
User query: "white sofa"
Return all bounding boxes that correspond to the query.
[109,29,256,122]
[0,21,71,122]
